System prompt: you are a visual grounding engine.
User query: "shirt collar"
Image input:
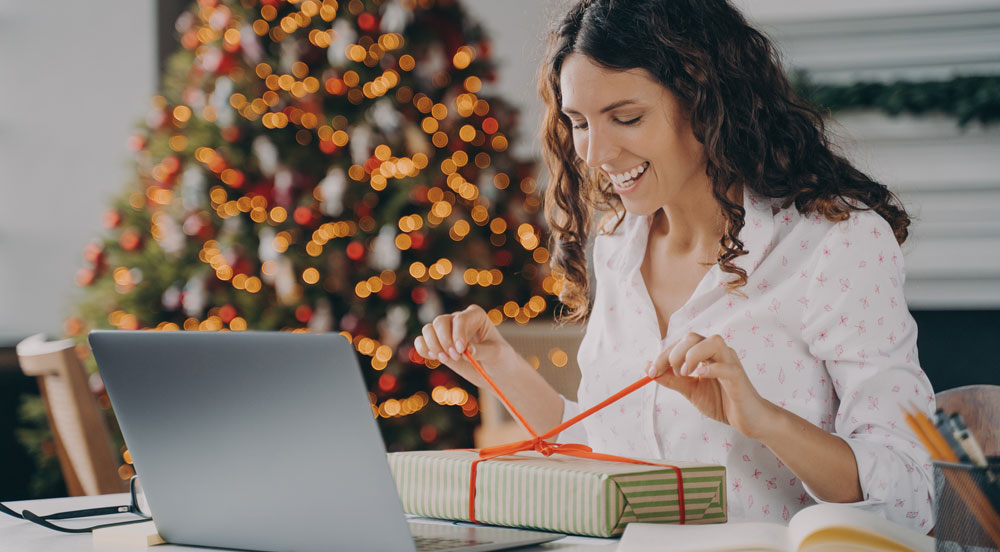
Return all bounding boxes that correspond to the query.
[733,187,777,277]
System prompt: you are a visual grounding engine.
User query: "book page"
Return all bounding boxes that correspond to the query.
[787,504,933,552]
[619,522,791,552]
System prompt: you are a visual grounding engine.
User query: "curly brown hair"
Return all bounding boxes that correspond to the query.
[540,0,911,322]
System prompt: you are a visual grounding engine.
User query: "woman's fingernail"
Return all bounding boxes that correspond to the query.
[455,340,466,353]
[448,347,460,360]
[693,365,705,377]
[647,364,659,378]
[437,352,450,363]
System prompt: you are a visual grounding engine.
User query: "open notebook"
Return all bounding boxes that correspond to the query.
[618,503,933,552]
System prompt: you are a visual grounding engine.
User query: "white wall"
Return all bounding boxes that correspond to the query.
[0,2,156,336]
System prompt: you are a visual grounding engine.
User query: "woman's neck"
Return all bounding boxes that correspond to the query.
[650,180,736,260]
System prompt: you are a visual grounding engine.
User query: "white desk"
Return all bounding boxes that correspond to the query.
[1,494,619,551]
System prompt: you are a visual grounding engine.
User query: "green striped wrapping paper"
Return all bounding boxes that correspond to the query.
[387,450,726,537]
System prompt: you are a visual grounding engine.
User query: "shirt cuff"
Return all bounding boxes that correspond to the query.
[801,433,884,509]
[554,395,588,445]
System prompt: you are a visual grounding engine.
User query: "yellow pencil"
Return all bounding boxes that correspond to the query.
[901,406,943,460]
[908,402,960,463]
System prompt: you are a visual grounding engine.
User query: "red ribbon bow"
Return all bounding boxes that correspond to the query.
[463,351,686,525]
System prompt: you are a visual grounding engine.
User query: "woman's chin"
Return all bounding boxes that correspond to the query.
[617,196,660,218]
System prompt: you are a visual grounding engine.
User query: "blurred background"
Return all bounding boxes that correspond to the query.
[1,0,997,501]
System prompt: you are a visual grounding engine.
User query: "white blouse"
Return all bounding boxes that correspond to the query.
[558,188,935,531]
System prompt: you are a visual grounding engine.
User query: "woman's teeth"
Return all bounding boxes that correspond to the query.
[610,162,648,189]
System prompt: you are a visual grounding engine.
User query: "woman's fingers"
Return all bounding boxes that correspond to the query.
[416,306,495,366]
[683,334,736,376]
[431,315,460,360]
[668,332,706,376]
[652,333,738,378]
[648,346,673,378]
[421,321,448,362]
[451,305,488,356]
[413,335,428,358]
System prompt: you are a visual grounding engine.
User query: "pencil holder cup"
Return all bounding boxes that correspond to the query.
[933,458,1000,552]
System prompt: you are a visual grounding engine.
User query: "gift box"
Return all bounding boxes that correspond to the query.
[387,449,726,537]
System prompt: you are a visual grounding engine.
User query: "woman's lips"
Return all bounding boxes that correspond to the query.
[612,163,648,194]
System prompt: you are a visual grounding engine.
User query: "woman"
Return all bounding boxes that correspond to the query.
[414,0,934,531]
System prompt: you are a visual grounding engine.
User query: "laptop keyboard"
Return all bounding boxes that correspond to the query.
[413,535,494,551]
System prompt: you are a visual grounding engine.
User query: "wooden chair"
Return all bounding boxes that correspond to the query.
[17,334,126,496]
[935,384,1000,456]
[473,322,585,448]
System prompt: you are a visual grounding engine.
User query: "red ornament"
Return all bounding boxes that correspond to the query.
[232,257,253,276]
[82,242,103,263]
[318,140,338,154]
[219,305,237,323]
[481,117,499,134]
[407,346,424,365]
[429,371,450,387]
[493,250,512,267]
[324,78,347,95]
[377,284,398,300]
[227,170,245,189]
[293,206,314,225]
[411,287,428,304]
[181,30,200,51]
[419,425,437,443]
[294,305,313,323]
[377,373,396,392]
[76,268,95,287]
[120,230,142,252]
[102,210,122,229]
[345,241,365,261]
[410,232,425,250]
[357,12,377,31]
[221,126,240,142]
[126,134,146,152]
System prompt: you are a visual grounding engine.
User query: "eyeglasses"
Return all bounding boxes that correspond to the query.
[0,475,151,533]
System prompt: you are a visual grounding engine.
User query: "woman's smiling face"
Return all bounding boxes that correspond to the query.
[559,54,708,216]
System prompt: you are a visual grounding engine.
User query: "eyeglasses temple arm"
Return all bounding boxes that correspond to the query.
[0,502,24,519]
[41,505,132,520]
[21,510,150,534]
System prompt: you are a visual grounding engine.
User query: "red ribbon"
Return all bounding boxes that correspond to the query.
[463,351,686,525]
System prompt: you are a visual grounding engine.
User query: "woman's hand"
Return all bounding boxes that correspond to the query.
[413,304,512,389]
[413,305,566,433]
[647,332,776,440]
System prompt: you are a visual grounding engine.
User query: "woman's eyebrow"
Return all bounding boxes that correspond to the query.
[561,99,642,116]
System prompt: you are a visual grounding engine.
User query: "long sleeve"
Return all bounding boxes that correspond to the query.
[800,213,935,532]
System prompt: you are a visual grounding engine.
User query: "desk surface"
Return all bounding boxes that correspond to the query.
[1,494,619,552]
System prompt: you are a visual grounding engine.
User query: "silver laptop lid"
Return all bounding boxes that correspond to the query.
[90,330,417,552]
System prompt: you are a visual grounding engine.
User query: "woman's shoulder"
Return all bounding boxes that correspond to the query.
[784,205,907,289]
[780,201,899,254]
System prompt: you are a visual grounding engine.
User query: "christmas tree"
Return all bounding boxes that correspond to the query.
[21,0,559,489]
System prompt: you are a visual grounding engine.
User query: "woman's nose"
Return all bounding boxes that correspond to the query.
[583,129,617,168]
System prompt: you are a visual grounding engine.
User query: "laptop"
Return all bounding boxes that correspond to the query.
[89,330,563,552]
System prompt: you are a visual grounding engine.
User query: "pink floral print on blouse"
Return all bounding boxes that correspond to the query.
[558,188,935,531]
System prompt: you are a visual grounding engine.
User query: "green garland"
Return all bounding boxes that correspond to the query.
[793,73,1000,126]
